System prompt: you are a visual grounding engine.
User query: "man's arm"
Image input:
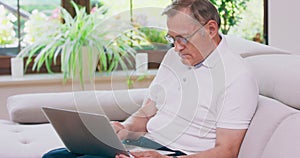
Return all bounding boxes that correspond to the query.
[179,128,246,158]
[118,128,247,158]
[112,99,157,140]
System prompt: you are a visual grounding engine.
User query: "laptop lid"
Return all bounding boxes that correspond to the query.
[42,107,128,157]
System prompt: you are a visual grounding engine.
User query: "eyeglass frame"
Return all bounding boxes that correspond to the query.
[165,22,208,45]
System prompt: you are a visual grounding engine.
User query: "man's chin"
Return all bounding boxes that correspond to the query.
[181,59,193,66]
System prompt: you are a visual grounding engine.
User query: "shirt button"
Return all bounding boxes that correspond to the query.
[183,78,187,82]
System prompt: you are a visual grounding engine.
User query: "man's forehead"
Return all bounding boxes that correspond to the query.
[168,9,197,23]
[166,12,198,35]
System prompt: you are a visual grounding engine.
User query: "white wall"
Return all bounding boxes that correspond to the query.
[268,0,300,53]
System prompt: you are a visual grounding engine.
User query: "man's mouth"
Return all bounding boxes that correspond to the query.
[179,53,190,59]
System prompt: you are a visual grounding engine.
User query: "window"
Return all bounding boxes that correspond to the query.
[0,0,266,75]
[228,0,266,44]
[0,0,61,74]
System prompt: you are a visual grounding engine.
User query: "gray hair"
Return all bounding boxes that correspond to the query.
[162,0,221,28]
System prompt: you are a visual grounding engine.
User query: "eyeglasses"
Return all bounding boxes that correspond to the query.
[165,24,206,45]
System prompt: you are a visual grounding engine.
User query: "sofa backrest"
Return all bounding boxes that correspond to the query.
[226,35,290,57]
[238,54,300,158]
[245,54,300,110]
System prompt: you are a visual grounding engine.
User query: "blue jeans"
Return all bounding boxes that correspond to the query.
[43,148,108,158]
[43,137,186,158]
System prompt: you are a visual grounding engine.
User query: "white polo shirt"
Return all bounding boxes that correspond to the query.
[145,36,258,154]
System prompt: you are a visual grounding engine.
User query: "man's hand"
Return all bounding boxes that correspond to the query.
[111,121,128,140]
[116,151,169,158]
[110,98,157,141]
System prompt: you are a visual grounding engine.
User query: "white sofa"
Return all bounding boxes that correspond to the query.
[1,36,300,158]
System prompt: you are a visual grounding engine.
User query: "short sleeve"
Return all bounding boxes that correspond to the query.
[216,73,259,129]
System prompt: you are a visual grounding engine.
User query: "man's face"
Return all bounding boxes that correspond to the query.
[166,11,213,66]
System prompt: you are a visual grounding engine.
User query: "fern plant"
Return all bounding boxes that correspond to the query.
[18,2,141,87]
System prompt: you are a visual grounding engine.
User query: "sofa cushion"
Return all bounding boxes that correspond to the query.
[226,35,290,57]
[260,113,300,158]
[0,119,63,158]
[245,54,300,109]
[238,96,299,158]
[7,89,148,123]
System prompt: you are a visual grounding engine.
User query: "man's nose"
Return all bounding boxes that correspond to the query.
[174,41,185,52]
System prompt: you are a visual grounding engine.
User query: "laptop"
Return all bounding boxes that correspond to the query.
[42,107,174,157]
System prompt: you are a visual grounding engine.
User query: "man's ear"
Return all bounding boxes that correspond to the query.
[206,20,219,38]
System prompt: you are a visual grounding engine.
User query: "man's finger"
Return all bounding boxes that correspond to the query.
[117,128,128,140]
[131,150,163,158]
[111,121,125,133]
[116,154,130,158]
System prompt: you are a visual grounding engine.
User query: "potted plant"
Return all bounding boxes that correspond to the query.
[130,27,170,70]
[209,0,250,34]
[138,27,170,50]
[18,2,141,88]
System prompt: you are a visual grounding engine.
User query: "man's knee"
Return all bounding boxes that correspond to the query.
[42,148,78,158]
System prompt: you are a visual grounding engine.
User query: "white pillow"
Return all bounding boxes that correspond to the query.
[245,54,300,109]
[7,89,148,123]
[226,35,291,58]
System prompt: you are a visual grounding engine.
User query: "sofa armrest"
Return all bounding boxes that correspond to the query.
[7,88,148,124]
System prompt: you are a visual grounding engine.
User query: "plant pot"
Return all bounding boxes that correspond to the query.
[0,46,18,56]
[135,53,148,74]
[10,57,24,78]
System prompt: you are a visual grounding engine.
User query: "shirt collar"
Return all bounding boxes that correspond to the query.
[193,61,204,69]
[195,34,227,69]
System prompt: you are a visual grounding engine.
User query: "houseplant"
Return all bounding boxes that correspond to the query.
[18,2,141,88]
[209,0,250,34]
[138,27,170,50]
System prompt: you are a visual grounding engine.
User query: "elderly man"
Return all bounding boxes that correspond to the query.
[43,0,258,158]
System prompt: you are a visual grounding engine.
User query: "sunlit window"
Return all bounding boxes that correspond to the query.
[228,0,265,43]
[0,0,265,75]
